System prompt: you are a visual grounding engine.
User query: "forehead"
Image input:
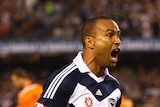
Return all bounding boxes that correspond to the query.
[95,19,120,31]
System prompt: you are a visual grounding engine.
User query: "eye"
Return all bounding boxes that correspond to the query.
[106,32,114,37]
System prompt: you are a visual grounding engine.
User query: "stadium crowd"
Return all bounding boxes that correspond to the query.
[0,0,159,40]
[0,0,160,107]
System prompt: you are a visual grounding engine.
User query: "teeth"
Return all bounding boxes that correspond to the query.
[114,49,120,52]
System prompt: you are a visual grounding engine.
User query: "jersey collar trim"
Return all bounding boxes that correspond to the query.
[73,52,90,73]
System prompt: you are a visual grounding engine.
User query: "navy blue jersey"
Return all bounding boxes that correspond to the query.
[35,52,121,107]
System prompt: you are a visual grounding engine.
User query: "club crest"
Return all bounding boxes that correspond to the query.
[85,97,93,106]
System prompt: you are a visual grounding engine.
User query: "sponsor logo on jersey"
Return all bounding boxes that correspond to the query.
[85,97,93,106]
[108,98,116,107]
[95,89,103,96]
[35,102,48,107]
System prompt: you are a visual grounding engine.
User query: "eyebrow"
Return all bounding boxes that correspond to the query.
[105,29,121,35]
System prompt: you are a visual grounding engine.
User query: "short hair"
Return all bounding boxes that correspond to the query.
[81,16,112,46]
[12,68,28,78]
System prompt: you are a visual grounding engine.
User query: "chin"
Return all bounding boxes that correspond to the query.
[109,63,117,68]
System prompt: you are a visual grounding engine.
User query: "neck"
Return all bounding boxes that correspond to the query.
[82,52,105,77]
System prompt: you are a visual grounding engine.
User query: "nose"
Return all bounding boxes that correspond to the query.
[114,36,121,45]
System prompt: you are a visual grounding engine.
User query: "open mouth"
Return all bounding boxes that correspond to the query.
[111,48,120,58]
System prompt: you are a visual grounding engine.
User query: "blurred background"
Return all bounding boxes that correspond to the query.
[0,0,160,107]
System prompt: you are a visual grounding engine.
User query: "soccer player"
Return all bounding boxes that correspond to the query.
[11,68,43,107]
[35,16,122,107]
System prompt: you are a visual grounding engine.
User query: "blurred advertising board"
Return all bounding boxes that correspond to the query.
[0,39,160,54]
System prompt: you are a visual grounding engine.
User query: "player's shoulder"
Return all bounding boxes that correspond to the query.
[43,61,80,87]
[18,83,43,102]
[105,74,120,88]
[40,62,81,100]
[29,83,43,92]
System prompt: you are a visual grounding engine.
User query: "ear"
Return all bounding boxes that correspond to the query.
[84,36,95,49]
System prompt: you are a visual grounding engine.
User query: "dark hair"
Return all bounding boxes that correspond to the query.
[81,16,111,46]
[12,68,28,78]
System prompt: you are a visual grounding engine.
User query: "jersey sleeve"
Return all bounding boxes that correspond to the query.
[35,69,78,107]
